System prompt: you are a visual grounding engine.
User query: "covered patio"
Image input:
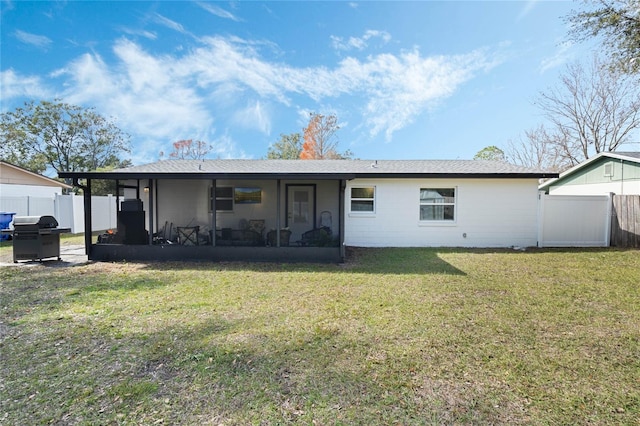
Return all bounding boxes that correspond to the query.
[60,160,351,263]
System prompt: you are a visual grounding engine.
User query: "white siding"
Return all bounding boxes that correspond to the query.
[548,181,640,196]
[0,183,63,198]
[344,178,540,248]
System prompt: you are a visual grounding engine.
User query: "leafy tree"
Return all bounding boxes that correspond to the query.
[567,0,640,73]
[300,113,352,159]
[516,56,640,170]
[266,133,303,159]
[0,100,130,187]
[91,159,133,196]
[473,146,506,161]
[161,139,212,160]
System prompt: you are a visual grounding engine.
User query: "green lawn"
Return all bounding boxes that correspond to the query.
[1,248,638,424]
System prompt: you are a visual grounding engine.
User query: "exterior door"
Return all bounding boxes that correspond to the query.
[287,185,315,243]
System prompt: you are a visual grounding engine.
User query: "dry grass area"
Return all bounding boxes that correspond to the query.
[1,247,639,425]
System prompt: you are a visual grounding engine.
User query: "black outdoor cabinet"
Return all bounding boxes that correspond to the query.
[117,199,147,244]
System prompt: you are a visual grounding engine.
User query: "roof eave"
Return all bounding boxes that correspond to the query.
[59,171,557,180]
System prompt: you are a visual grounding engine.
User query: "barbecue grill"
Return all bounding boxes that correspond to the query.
[8,216,71,262]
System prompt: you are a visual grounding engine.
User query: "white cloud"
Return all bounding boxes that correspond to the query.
[152,13,188,34]
[539,40,573,73]
[517,0,538,22]
[233,100,272,135]
[14,29,52,49]
[5,34,501,158]
[57,39,214,156]
[196,2,241,22]
[331,30,391,51]
[0,69,51,106]
[119,27,157,40]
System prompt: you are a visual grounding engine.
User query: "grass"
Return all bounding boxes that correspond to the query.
[1,247,639,425]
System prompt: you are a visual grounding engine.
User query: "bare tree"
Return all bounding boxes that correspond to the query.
[505,125,568,172]
[300,113,352,159]
[161,139,212,160]
[534,55,640,167]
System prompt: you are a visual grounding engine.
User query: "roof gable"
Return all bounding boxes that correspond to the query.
[539,152,640,190]
[0,161,72,188]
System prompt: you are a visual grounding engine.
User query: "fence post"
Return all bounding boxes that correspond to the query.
[606,193,614,247]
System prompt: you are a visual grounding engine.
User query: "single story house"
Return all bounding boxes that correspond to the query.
[539,152,640,195]
[59,159,557,262]
[1,161,72,198]
[1,161,73,219]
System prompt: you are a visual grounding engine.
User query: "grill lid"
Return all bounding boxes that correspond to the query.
[13,215,59,228]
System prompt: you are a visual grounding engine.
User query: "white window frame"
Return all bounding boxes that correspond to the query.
[210,186,233,212]
[419,187,456,223]
[349,186,376,214]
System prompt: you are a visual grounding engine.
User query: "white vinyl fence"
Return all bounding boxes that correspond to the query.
[0,194,117,233]
[538,193,612,247]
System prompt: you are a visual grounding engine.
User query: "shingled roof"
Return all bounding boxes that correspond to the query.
[60,159,558,180]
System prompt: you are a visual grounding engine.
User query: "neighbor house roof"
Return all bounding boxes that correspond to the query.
[538,152,640,191]
[59,159,558,181]
[1,161,72,189]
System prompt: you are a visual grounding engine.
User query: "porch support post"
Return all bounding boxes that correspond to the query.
[339,180,346,260]
[212,180,216,246]
[83,179,92,256]
[276,179,282,247]
[148,179,154,245]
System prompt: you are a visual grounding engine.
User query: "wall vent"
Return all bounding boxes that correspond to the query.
[604,162,614,177]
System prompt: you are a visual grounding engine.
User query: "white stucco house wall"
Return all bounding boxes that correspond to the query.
[344,177,540,248]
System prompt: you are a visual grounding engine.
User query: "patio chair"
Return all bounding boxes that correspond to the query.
[177,226,199,246]
[296,226,331,247]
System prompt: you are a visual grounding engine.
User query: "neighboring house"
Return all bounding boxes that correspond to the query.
[0,161,72,198]
[59,159,557,262]
[539,152,640,195]
[0,161,73,218]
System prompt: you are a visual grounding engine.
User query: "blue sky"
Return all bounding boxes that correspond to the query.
[1,1,596,166]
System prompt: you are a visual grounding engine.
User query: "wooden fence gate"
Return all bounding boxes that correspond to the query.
[611,195,640,248]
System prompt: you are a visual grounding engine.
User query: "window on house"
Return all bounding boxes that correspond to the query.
[420,188,455,221]
[350,187,375,213]
[210,186,233,211]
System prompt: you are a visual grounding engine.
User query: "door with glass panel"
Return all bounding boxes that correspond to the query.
[287,185,315,243]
